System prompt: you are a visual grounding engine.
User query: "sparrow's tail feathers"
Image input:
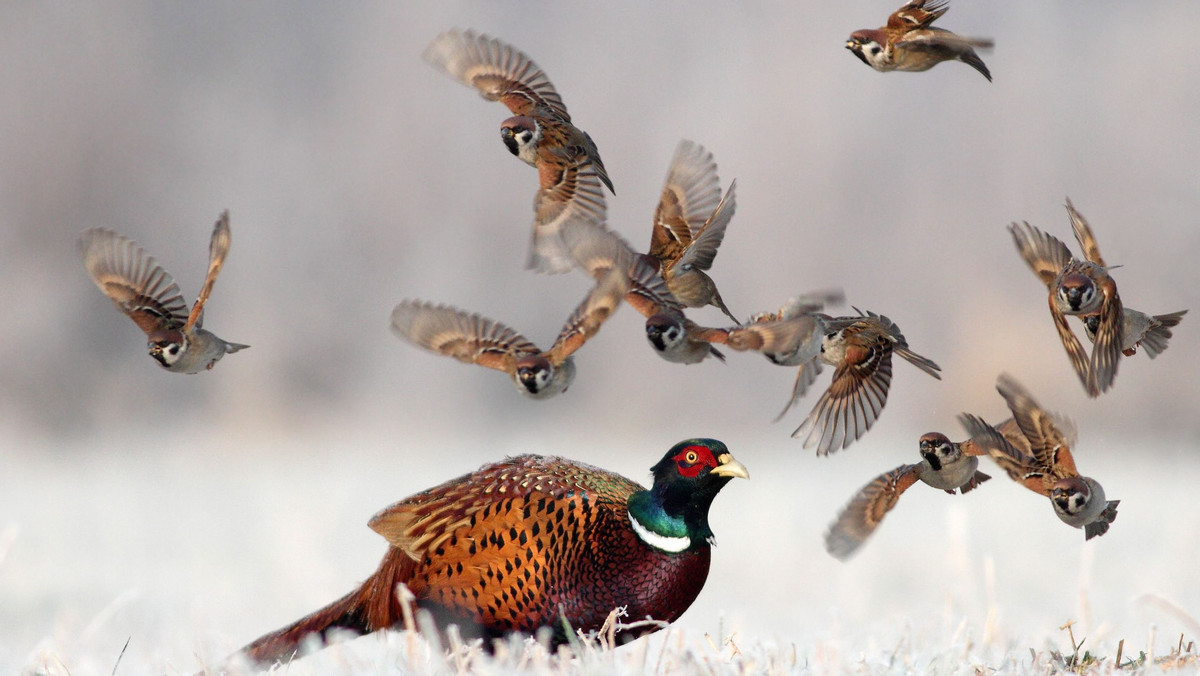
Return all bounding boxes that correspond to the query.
[959,50,992,82]
[1142,309,1187,358]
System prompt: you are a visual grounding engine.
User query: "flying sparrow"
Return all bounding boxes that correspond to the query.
[424,29,613,273]
[958,373,1119,540]
[1009,199,1132,396]
[79,211,249,373]
[824,431,991,560]
[648,140,739,323]
[390,266,628,400]
[846,0,993,81]
[560,218,727,365]
[1082,308,1186,359]
[789,308,942,454]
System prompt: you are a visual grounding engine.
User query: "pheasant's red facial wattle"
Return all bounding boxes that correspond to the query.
[674,444,718,478]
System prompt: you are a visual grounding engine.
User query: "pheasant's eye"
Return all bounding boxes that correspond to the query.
[684,450,699,464]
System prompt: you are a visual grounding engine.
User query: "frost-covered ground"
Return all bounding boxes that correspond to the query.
[4,426,1199,675]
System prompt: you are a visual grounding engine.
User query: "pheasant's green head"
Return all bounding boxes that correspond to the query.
[628,438,749,552]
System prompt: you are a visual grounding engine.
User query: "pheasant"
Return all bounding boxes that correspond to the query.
[228,439,748,668]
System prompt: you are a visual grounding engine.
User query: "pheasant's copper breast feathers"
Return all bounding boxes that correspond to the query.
[367,454,677,633]
[825,463,922,560]
[79,228,190,336]
[390,300,537,373]
[1009,222,1074,290]
[423,29,571,122]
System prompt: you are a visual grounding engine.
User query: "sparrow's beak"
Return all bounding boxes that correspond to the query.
[712,453,750,480]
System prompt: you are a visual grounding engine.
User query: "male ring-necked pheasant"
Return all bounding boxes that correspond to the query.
[229,439,748,667]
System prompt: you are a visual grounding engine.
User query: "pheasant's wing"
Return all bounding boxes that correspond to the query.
[1009,222,1074,290]
[390,300,536,373]
[368,455,642,628]
[825,463,923,561]
[79,228,189,336]
[423,29,571,122]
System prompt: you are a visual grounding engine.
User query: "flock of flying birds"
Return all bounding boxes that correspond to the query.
[77,1,1186,562]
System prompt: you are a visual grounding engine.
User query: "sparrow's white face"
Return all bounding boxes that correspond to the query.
[500,116,541,166]
[1050,477,1108,528]
[918,433,957,471]
[645,316,685,353]
[148,330,187,368]
[515,356,555,396]
[819,329,847,364]
[846,32,886,70]
[1056,274,1098,313]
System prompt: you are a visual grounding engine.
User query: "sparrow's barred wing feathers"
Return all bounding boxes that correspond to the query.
[651,140,723,265]
[546,266,629,363]
[185,210,232,332]
[1065,198,1106,268]
[1009,222,1074,290]
[530,161,608,274]
[423,29,571,122]
[390,300,538,373]
[824,463,923,560]
[79,228,190,336]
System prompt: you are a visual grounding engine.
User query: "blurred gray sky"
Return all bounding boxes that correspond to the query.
[3,2,1200,670]
[3,1,1196,452]
[3,0,1200,435]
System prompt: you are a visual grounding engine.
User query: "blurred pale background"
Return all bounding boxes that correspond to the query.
[2,1,1198,673]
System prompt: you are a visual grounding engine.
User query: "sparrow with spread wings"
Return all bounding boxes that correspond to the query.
[824,431,991,560]
[647,140,739,324]
[79,211,248,373]
[424,29,613,273]
[783,308,942,455]
[390,265,627,400]
[1009,199,1185,397]
[846,0,993,81]
[563,219,821,366]
[958,373,1119,540]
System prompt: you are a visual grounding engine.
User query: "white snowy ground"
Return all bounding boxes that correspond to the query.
[3,423,1198,675]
